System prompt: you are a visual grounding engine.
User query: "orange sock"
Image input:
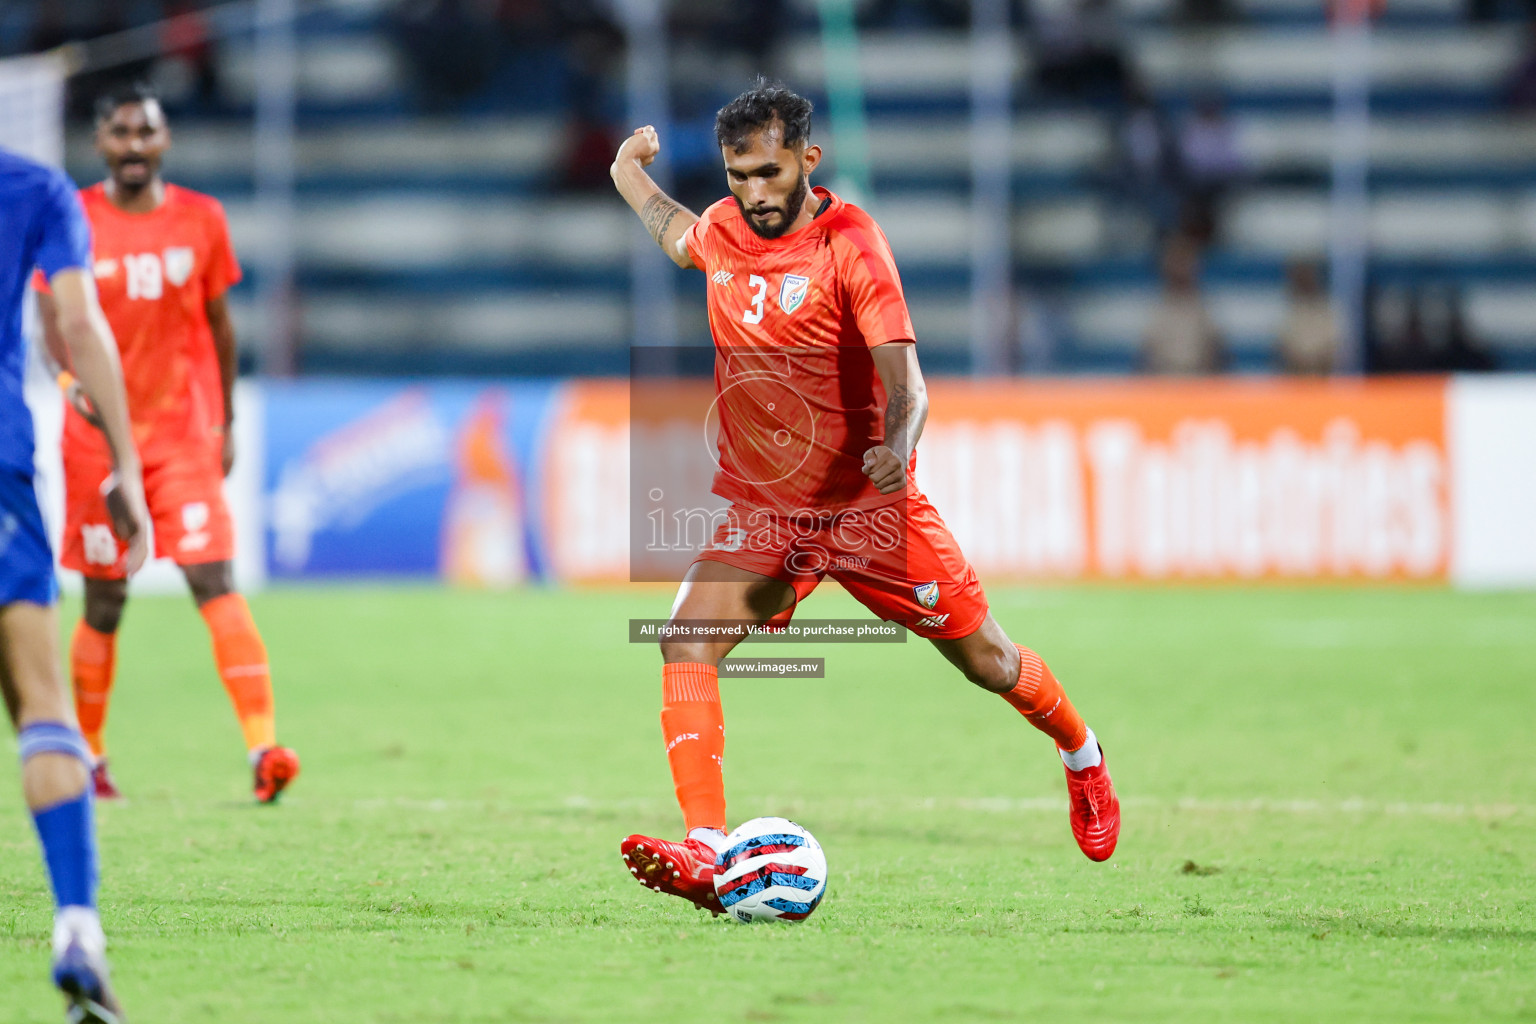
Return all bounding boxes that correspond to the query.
[661,663,726,833]
[70,621,117,760]
[1000,645,1089,752]
[199,594,276,753]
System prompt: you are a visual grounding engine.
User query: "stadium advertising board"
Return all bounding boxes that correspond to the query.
[252,376,1535,588]
[260,380,558,582]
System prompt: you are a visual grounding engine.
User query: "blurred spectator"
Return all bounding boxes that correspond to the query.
[1277,261,1343,375]
[1032,0,1129,101]
[1176,94,1245,244]
[1469,0,1536,22]
[857,0,968,28]
[550,0,624,191]
[670,0,788,63]
[390,0,505,111]
[155,1,222,110]
[1142,234,1226,374]
[1504,20,1536,111]
[1178,0,1238,23]
[30,0,152,119]
[1368,284,1496,373]
[1117,80,1182,237]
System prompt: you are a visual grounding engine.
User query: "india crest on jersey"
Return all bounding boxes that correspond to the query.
[163,247,194,287]
[779,274,810,314]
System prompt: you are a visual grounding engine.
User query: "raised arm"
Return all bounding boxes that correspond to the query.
[863,342,929,495]
[610,125,699,270]
[48,267,149,573]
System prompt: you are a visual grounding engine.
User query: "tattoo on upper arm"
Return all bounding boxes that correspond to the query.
[640,193,686,249]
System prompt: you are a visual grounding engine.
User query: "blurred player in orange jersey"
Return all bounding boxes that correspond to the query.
[35,83,300,804]
[611,83,1120,914]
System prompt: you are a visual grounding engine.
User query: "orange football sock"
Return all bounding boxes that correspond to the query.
[661,662,726,833]
[1000,645,1090,753]
[70,621,117,760]
[199,594,276,753]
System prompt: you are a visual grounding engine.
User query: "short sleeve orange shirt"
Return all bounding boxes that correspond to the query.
[40,182,240,458]
[682,187,918,514]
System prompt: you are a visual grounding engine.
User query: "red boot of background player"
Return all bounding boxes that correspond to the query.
[253,746,301,804]
[620,834,722,915]
[1065,750,1120,861]
[90,761,121,801]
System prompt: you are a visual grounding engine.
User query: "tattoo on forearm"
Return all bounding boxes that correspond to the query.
[885,382,915,452]
[640,193,685,249]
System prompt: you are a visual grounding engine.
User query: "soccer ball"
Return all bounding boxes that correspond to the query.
[712,817,827,924]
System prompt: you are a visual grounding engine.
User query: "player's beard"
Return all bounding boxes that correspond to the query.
[738,168,810,240]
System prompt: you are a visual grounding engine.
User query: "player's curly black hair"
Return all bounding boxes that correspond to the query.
[715,80,813,154]
[94,81,160,123]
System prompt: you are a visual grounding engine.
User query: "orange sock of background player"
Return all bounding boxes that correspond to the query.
[1000,645,1090,753]
[199,594,277,753]
[661,663,726,833]
[70,621,117,760]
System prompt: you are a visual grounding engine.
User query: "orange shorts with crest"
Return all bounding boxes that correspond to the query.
[61,440,234,579]
[695,490,988,640]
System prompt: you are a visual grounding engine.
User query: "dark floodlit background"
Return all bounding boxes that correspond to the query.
[2,0,1533,589]
[5,0,1534,377]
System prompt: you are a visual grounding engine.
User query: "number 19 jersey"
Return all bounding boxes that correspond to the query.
[682,187,917,515]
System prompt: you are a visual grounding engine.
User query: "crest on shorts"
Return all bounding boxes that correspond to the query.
[778,274,810,314]
[163,247,194,287]
[914,580,940,609]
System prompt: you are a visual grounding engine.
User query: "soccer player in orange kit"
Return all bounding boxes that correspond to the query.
[36,83,300,804]
[609,83,1120,914]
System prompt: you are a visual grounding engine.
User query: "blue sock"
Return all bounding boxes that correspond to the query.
[19,722,98,910]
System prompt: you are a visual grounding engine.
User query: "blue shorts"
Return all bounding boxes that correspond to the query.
[0,466,57,607]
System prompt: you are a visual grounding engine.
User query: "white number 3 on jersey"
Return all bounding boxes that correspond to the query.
[742,274,767,325]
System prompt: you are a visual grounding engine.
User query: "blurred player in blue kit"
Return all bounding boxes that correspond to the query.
[1,145,148,1023]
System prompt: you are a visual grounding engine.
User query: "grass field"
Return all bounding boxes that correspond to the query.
[2,584,1534,1022]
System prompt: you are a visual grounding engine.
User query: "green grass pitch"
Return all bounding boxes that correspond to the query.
[2,584,1534,1022]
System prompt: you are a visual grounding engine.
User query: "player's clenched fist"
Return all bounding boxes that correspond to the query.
[862,445,906,494]
[612,125,661,174]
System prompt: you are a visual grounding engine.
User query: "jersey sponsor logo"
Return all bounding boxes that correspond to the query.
[914,580,940,609]
[92,258,118,279]
[778,274,810,314]
[163,246,195,287]
[178,501,210,553]
[913,613,950,630]
[712,270,735,286]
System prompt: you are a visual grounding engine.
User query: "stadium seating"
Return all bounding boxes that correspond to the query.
[31,0,1536,373]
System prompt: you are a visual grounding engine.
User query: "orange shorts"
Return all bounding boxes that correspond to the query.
[695,491,988,640]
[61,440,234,579]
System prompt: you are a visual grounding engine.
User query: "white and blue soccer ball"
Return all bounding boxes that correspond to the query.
[712,817,827,924]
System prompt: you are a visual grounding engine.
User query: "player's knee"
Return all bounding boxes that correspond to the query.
[83,580,128,634]
[183,561,235,606]
[957,642,1015,693]
[659,638,722,667]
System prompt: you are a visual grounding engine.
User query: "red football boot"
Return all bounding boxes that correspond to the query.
[90,761,122,801]
[253,746,301,804]
[620,835,723,915]
[1064,747,1120,862]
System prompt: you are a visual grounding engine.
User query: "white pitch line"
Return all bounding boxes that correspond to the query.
[346,796,1533,818]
